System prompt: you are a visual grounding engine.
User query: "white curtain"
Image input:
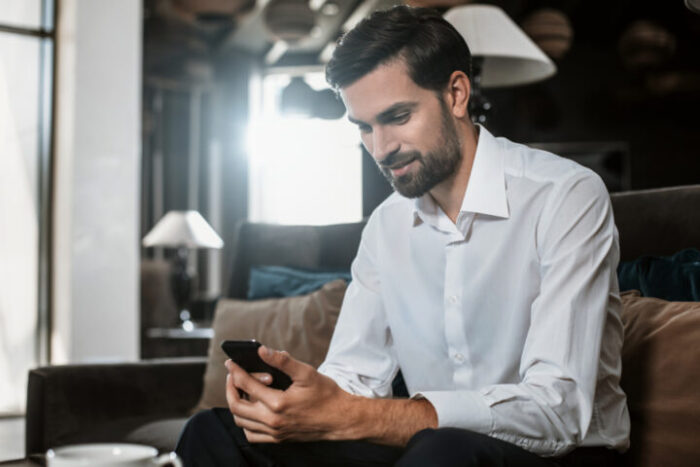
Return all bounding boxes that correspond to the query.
[0,32,41,414]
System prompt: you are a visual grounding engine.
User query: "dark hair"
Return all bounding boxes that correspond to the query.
[325,6,471,92]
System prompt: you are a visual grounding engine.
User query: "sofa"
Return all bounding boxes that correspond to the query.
[25,185,700,465]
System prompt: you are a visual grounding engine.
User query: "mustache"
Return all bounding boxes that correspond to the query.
[379,151,422,170]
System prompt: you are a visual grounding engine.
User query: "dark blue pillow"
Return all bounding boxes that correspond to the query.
[248,266,352,300]
[617,248,700,301]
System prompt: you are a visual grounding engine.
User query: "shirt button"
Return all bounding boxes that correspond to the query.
[448,295,458,304]
[454,353,464,362]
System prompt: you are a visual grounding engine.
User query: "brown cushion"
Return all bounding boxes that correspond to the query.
[194,279,347,411]
[620,291,700,467]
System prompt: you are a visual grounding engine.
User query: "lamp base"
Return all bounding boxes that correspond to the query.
[179,308,195,331]
[171,247,194,330]
[468,57,491,124]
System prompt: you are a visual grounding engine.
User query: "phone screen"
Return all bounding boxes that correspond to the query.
[220,340,293,390]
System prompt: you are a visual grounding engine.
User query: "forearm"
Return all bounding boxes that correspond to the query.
[341,396,438,447]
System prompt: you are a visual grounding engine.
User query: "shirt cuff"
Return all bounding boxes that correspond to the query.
[318,364,377,398]
[413,390,493,434]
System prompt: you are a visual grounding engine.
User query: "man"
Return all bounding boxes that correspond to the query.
[176,6,630,466]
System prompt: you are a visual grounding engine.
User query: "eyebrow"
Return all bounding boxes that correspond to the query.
[348,101,418,126]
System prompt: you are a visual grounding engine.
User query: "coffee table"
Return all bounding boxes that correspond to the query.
[0,459,40,466]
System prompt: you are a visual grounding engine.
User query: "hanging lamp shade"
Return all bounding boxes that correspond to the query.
[520,8,573,60]
[444,5,556,88]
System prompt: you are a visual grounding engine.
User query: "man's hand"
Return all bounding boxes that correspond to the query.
[225,346,357,443]
[225,346,438,446]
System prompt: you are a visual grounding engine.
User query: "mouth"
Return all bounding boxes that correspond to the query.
[384,157,418,177]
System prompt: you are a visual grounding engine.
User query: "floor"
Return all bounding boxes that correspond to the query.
[0,418,24,462]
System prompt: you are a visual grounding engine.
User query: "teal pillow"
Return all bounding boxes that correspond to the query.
[248,266,351,300]
[617,248,700,301]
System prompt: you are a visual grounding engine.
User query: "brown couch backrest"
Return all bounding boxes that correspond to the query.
[226,221,366,298]
[610,185,700,262]
[226,185,700,298]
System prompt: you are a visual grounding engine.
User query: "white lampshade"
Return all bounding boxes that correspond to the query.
[444,5,556,88]
[142,211,224,249]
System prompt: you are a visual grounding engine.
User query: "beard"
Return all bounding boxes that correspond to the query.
[377,100,462,199]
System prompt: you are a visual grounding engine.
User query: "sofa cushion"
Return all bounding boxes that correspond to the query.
[620,291,700,467]
[124,417,188,452]
[195,279,346,410]
[248,265,351,300]
[618,248,700,301]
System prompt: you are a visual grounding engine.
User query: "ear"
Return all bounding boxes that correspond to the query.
[443,70,470,119]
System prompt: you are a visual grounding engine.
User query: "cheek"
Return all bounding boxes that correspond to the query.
[361,134,373,154]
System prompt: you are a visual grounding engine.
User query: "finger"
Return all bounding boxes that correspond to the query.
[233,413,277,437]
[227,375,275,426]
[251,372,273,385]
[226,367,258,408]
[258,346,311,381]
[226,366,280,424]
[226,372,244,406]
[244,429,280,444]
[227,360,282,407]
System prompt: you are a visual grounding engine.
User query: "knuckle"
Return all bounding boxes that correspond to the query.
[299,364,313,378]
[268,414,283,430]
[277,351,289,363]
[269,397,285,413]
[271,430,287,442]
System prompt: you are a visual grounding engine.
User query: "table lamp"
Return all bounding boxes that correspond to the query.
[444,4,556,123]
[142,210,224,330]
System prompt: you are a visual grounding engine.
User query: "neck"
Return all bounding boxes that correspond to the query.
[429,123,479,223]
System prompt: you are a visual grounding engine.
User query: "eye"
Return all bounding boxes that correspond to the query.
[390,112,410,124]
[357,123,372,134]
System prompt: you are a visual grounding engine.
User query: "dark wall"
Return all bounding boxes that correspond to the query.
[487,47,700,190]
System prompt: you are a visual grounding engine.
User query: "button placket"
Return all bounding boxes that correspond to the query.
[443,243,470,374]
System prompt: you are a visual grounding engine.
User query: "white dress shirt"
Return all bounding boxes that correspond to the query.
[318,125,630,456]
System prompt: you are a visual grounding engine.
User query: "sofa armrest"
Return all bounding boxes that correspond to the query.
[26,357,206,456]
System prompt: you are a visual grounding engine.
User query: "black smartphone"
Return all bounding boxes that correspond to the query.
[221,340,293,390]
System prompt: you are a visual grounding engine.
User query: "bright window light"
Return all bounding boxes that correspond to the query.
[247,71,362,225]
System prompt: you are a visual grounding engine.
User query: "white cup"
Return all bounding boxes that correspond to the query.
[46,443,182,467]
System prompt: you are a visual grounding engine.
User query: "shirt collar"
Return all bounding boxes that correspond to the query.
[413,124,510,227]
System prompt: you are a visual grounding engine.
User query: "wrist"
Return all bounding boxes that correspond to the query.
[334,392,371,441]
[335,396,438,445]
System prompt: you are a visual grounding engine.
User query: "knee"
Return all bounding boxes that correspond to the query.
[176,409,221,453]
[397,428,492,467]
[180,410,215,438]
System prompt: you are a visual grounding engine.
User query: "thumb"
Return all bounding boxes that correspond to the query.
[258,345,310,381]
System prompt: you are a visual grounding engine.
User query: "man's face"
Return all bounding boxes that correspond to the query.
[340,60,462,198]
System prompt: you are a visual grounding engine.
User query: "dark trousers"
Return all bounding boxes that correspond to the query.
[175,408,621,467]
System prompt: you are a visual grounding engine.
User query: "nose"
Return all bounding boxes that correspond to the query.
[367,127,400,163]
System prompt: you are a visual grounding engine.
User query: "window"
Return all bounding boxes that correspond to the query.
[247,71,362,225]
[0,0,54,414]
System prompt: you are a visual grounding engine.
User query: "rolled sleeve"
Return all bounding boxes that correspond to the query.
[318,213,399,399]
[413,390,493,434]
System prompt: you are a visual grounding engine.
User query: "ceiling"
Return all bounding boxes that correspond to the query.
[144,0,404,76]
[144,0,700,82]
